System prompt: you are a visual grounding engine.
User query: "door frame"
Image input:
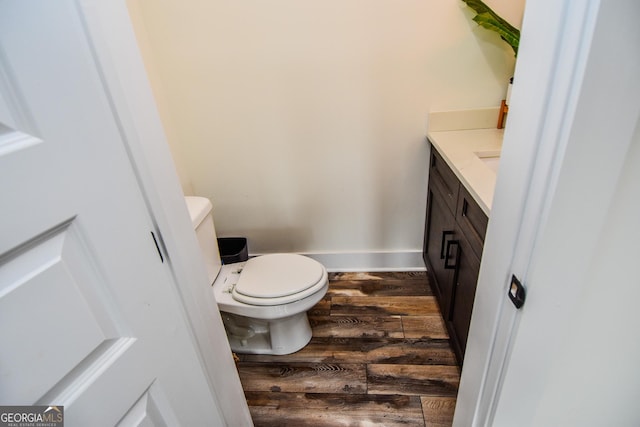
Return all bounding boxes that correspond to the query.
[76,1,252,425]
[454,0,603,425]
[72,0,621,425]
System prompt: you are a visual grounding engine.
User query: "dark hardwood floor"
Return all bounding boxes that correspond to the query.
[237,271,459,426]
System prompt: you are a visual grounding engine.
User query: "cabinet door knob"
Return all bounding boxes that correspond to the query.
[444,239,460,270]
[441,230,455,259]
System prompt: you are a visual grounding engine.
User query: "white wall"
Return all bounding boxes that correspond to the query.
[127,0,522,266]
[485,0,525,28]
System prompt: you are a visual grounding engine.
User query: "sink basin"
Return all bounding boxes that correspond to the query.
[474,150,501,173]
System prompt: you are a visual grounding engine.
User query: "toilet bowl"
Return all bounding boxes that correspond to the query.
[185,196,328,355]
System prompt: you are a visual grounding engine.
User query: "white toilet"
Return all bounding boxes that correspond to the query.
[185,196,328,355]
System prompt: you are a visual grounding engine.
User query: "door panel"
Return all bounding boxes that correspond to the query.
[117,383,180,427]
[449,227,481,357]
[1,221,118,403]
[424,184,456,318]
[0,2,221,424]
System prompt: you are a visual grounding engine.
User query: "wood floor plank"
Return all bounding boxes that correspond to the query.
[421,396,456,427]
[238,362,366,394]
[239,337,457,365]
[309,315,404,338]
[239,271,459,427]
[331,296,439,316]
[327,279,432,297]
[245,392,424,427]
[367,364,460,397]
[308,296,331,316]
[329,271,429,281]
[402,315,449,339]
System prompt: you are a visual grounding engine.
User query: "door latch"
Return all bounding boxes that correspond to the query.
[150,231,164,263]
[508,275,525,309]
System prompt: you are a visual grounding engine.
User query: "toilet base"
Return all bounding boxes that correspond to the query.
[221,310,312,355]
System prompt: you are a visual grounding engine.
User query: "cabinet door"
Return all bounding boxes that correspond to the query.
[424,183,456,318]
[449,227,481,360]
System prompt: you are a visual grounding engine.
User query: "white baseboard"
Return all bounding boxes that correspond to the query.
[251,250,426,272]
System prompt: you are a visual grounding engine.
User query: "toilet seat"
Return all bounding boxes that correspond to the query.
[232,254,325,306]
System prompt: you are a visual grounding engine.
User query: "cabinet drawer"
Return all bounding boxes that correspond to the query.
[456,186,488,259]
[429,146,459,214]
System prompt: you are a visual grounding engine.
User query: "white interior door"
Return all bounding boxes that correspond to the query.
[455,0,640,425]
[0,2,224,425]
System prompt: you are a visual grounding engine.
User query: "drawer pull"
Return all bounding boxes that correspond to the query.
[441,230,454,259]
[444,240,460,270]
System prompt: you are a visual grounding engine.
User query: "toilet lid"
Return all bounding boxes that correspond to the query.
[234,254,324,299]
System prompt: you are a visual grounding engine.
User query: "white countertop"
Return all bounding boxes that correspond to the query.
[427,128,504,215]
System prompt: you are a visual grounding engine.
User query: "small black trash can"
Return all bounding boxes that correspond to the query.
[217,237,248,264]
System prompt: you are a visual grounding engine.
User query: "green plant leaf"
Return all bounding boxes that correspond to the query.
[461,0,520,55]
[461,0,493,14]
[472,13,519,54]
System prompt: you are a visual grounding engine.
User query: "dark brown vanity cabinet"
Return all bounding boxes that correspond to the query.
[423,144,488,364]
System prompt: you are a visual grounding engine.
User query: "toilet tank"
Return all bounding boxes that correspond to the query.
[185,196,222,284]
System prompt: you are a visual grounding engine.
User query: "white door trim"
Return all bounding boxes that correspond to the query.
[454,0,602,425]
[75,1,252,425]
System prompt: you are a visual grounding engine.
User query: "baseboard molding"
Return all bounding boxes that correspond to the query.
[251,250,426,272]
